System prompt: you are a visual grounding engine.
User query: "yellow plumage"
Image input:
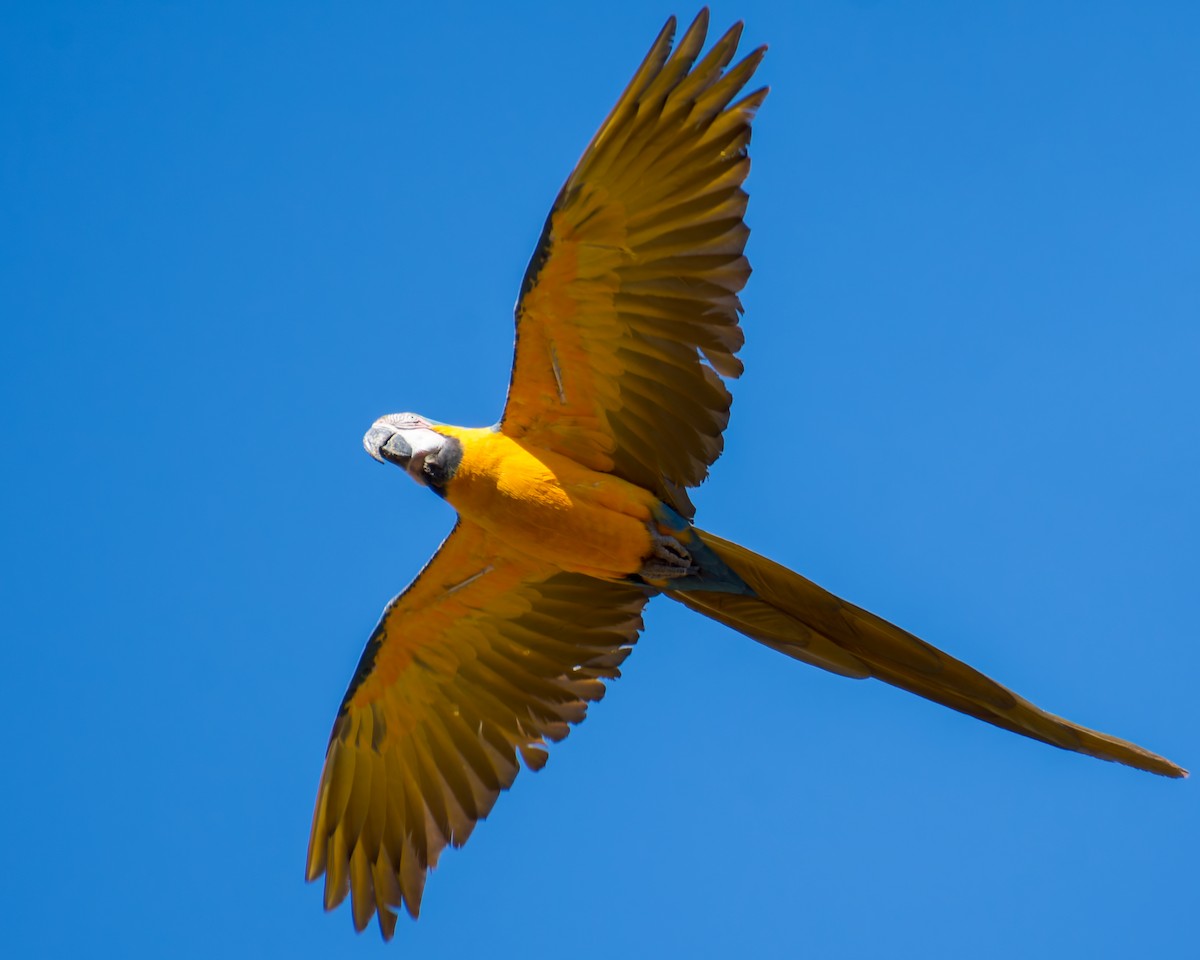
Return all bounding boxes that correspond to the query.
[437,427,657,580]
[306,11,1184,942]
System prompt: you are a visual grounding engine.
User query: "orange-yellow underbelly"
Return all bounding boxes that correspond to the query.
[438,426,657,580]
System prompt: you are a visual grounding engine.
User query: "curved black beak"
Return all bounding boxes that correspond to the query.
[363,424,412,466]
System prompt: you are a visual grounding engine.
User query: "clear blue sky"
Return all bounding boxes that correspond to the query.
[3,2,1196,957]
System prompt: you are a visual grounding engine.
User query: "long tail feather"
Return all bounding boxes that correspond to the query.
[666,528,1186,778]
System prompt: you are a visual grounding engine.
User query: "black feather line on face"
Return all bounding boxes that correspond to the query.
[422,436,463,497]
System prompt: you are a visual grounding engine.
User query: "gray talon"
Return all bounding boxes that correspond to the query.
[640,525,695,580]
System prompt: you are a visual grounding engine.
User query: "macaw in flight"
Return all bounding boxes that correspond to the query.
[306,9,1185,940]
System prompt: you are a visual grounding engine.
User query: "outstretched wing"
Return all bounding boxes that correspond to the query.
[306,521,651,939]
[502,10,767,518]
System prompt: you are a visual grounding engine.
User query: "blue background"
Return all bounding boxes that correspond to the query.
[3,2,1196,956]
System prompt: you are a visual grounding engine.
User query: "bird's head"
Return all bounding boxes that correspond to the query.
[363,413,462,493]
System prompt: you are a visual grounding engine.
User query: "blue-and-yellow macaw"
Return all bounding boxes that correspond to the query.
[306,10,1185,939]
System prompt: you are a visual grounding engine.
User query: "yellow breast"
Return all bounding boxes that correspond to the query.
[437,426,657,580]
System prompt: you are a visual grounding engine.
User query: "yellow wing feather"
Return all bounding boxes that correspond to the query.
[306,521,651,937]
[503,10,767,517]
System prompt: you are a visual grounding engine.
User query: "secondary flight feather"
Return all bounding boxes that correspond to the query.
[307,9,1185,941]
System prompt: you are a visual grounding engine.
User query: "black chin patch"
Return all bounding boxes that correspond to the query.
[422,436,463,497]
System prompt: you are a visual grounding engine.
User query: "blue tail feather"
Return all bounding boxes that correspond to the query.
[649,502,755,594]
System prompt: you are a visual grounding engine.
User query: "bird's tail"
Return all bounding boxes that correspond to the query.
[664,527,1185,778]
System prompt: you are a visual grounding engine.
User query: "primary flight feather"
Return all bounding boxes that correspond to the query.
[307,9,1185,940]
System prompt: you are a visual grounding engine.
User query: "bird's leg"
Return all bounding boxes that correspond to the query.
[639,524,696,580]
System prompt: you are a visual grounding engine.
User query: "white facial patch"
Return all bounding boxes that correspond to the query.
[399,427,445,482]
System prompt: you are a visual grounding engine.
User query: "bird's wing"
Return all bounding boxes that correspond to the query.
[501,10,767,518]
[306,520,651,938]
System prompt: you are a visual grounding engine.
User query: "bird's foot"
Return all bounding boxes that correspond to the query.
[639,525,695,580]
